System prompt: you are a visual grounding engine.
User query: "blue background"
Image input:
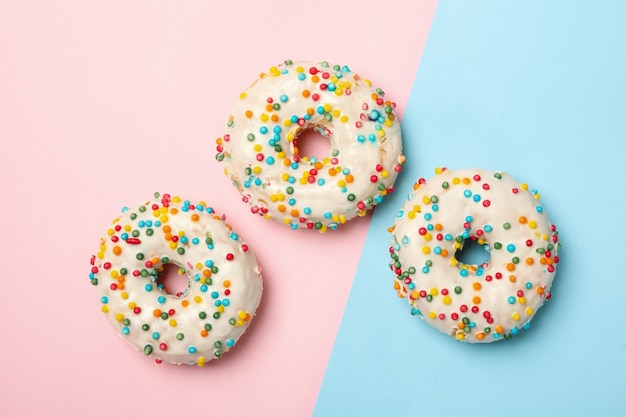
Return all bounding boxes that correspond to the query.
[315,1,626,416]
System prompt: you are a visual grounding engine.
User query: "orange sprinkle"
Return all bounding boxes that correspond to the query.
[153,309,162,318]
[476,332,485,341]
[245,110,253,118]
[509,275,517,283]
[302,89,310,98]
[290,209,299,217]
[191,213,200,222]
[181,300,189,307]
[223,280,231,288]
[202,269,212,277]
[112,245,122,256]
[200,329,209,337]
[440,249,449,257]
[525,257,534,265]
[163,225,172,233]
[472,296,481,304]
[495,325,505,334]
[506,263,516,271]
[271,114,279,122]
[278,204,286,213]
[472,282,482,291]
[536,287,545,295]
[345,174,354,183]
[518,216,528,224]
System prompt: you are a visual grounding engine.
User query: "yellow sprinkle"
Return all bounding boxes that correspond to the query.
[422,246,431,254]
[121,292,128,300]
[194,296,202,303]
[169,319,177,327]
[217,305,225,313]
[512,312,520,321]
[521,183,528,190]
[115,313,124,322]
[429,288,439,296]
[526,307,534,315]
[253,166,261,174]
[128,302,136,309]
[428,311,436,319]
[528,220,537,229]
[518,296,527,304]
[239,92,246,99]
[253,144,262,152]
[101,305,109,313]
[443,296,452,305]
[197,357,206,367]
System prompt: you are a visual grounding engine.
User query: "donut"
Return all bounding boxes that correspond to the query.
[389,168,560,343]
[88,193,263,365]
[215,59,405,232]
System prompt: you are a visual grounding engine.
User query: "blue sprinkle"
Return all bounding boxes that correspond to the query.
[465,215,473,222]
[222,299,230,307]
[214,300,222,307]
[317,178,325,186]
[229,232,238,240]
[464,190,472,198]
[369,110,380,120]
[298,73,306,81]
[180,236,188,244]
[424,213,432,221]
[484,225,493,233]
[432,204,439,212]
[357,135,365,143]
[427,224,434,231]
[200,285,208,293]
[192,237,200,245]
[152,332,160,340]
[273,125,282,134]
[280,94,288,103]
[188,346,197,354]
[291,162,299,170]
[260,126,268,134]
[410,308,420,316]
[368,134,376,142]
[211,291,219,299]
[157,296,166,304]
[508,296,516,304]
[459,269,469,277]
[473,194,481,202]
[291,115,299,123]
[226,339,235,347]
[401,236,410,245]
[205,260,214,267]
[121,206,128,213]
[317,106,325,114]
[144,284,153,292]
[288,198,296,206]
[138,220,145,227]
[303,207,312,215]
[511,327,519,335]
[536,206,543,213]
[507,244,516,253]
[288,176,296,184]
[100,296,108,304]
[327,83,336,91]
[324,212,332,219]
[445,234,453,241]
[422,266,430,273]
[522,322,531,329]
[121,232,128,240]
[254,178,262,186]
[525,282,533,289]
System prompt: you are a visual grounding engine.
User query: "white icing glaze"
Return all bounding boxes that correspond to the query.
[216,60,404,232]
[390,168,560,343]
[89,193,263,365]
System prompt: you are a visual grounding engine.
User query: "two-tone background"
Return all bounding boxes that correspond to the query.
[2,1,624,416]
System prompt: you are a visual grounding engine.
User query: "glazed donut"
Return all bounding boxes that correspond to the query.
[88,193,263,365]
[389,168,560,343]
[215,60,404,232]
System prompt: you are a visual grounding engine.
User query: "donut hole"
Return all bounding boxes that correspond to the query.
[155,263,190,297]
[455,238,490,268]
[293,128,331,161]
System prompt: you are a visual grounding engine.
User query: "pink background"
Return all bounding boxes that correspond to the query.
[0,1,436,416]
